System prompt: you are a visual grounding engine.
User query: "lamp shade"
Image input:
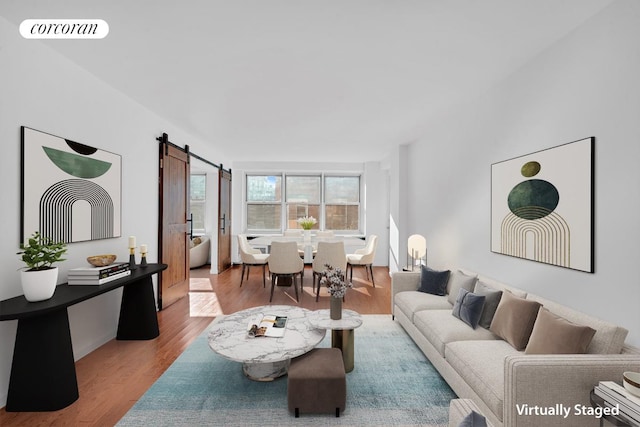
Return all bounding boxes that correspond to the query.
[407,234,427,258]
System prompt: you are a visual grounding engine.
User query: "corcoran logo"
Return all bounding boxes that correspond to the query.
[19,19,109,39]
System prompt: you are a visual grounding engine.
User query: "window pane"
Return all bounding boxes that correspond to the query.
[325,176,359,203]
[325,205,359,230]
[190,175,206,201]
[287,204,320,229]
[247,175,281,202]
[191,202,205,231]
[286,176,320,204]
[247,204,282,230]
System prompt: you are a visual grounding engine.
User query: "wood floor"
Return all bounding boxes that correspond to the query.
[0,264,391,426]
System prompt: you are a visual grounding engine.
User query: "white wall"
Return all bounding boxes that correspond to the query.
[403,0,640,346]
[0,16,227,407]
[231,160,389,266]
[385,145,409,273]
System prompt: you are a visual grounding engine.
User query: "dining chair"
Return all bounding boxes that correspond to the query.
[267,241,304,302]
[346,235,378,287]
[315,230,335,239]
[283,229,303,237]
[237,234,269,287]
[312,241,347,301]
[284,228,315,261]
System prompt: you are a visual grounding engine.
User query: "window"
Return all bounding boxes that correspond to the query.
[324,176,360,231]
[246,175,282,231]
[245,173,362,234]
[190,174,206,233]
[286,175,320,230]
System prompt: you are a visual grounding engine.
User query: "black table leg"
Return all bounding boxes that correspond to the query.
[6,309,78,411]
[117,275,159,340]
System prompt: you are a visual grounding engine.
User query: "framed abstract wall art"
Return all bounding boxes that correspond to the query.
[491,137,594,273]
[21,126,122,244]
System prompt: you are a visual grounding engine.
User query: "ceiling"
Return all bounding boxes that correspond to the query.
[2,0,614,163]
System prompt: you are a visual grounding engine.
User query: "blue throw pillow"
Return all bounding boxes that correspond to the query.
[418,266,450,296]
[458,410,488,427]
[452,288,486,329]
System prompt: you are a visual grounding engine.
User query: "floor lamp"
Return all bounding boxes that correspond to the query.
[407,234,427,271]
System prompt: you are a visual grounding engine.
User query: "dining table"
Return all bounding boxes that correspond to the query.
[247,234,366,263]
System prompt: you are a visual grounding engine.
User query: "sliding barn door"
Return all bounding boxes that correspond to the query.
[217,168,232,273]
[158,138,190,310]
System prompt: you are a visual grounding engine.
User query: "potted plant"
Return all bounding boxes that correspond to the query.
[17,231,67,302]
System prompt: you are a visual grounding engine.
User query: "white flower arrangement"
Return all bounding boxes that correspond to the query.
[297,216,317,230]
[319,264,352,298]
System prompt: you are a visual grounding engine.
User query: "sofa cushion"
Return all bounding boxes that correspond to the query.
[445,340,522,422]
[418,266,451,295]
[490,292,542,351]
[525,294,628,354]
[525,308,596,354]
[473,281,503,329]
[414,310,499,357]
[447,270,478,305]
[452,289,486,329]
[394,291,452,323]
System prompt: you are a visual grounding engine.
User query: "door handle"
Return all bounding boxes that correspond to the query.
[220,214,226,233]
[186,213,193,237]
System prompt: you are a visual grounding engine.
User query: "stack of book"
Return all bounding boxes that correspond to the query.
[594,380,640,426]
[68,262,131,285]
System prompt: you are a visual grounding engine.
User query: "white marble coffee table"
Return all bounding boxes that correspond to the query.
[207,305,325,381]
[307,309,363,372]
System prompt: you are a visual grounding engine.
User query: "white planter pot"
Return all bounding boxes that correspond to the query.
[303,230,311,243]
[20,267,58,302]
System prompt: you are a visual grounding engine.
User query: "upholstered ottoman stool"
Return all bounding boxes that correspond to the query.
[287,348,346,417]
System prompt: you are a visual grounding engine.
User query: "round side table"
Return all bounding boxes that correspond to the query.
[308,309,363,372]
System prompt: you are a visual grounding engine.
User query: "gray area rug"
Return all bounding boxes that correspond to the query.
[117,314,456,426]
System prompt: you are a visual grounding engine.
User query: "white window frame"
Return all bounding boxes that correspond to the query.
[244,172,362,235]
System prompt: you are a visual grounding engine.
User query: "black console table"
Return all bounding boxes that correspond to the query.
[0,263,167,412]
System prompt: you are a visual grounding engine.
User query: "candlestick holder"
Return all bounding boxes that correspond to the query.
[140,251,148,267]
[128,247,138,270]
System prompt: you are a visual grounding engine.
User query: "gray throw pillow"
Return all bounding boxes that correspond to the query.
[447,270,478,305]
[473,281,503,329]
[458,410,488,427]
[418,265,451,296]
[452,288,486,329]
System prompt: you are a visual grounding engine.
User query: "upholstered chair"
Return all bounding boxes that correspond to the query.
[283,228,315,261]
[346,234,378,286]
[315,230,335,239]
[312,241,347,301]
[237,234,269,287]
[267,241,304,302]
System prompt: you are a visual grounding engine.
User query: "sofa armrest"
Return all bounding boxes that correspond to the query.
[390,272,421,315]
[504,354,640,427]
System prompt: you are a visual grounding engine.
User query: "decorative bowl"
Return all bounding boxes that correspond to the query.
[87,254,117,267]
[623,371,640,397]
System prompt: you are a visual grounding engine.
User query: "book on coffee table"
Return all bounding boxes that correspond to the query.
[247,315,288,338]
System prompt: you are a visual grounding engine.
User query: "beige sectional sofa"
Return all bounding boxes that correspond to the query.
[392,269,640,427]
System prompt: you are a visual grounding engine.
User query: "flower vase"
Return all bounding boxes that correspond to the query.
[330,296,342,320]
[303,229,311,243]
